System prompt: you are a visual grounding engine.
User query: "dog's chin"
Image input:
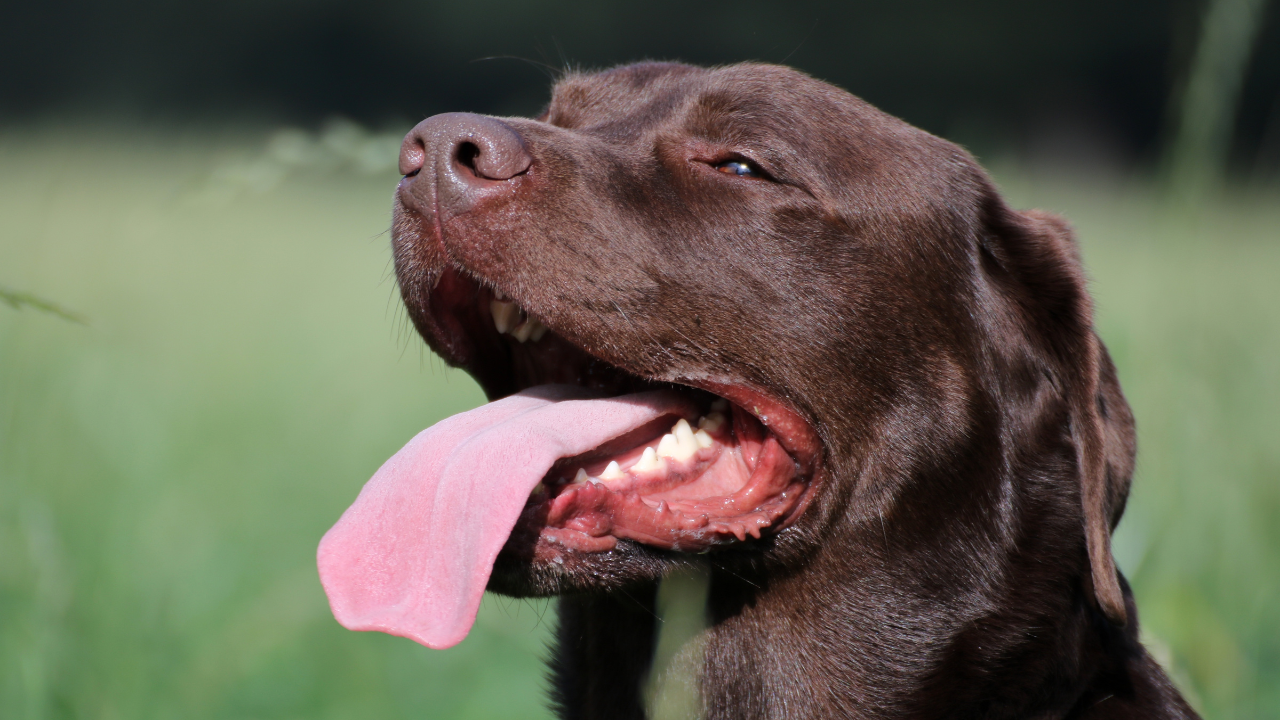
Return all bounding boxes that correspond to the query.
[487,535,674,596]
[401,262,824,595]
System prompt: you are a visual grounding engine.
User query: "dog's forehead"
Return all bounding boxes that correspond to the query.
[544,62,962,198]
[546,63,844,138]
[545,62,706,134]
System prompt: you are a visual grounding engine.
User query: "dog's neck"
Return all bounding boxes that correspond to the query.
[550,554,1169,720]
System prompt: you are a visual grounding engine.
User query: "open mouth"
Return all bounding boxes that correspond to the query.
[428,267,817,555]
[318,262,821,649]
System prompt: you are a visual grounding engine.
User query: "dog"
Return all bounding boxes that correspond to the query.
[317,62,1200,719]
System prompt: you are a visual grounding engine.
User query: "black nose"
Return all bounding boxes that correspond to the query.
[398,112,533,220]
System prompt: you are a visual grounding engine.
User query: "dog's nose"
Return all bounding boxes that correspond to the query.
[399,112,532,220]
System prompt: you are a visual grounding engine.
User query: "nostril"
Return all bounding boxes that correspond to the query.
[456,142,481,175]
[399,137,427,177]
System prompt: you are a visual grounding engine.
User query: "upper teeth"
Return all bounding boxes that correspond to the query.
[511,317,547,342]
[490,298,547,342]
[490,299,521,333]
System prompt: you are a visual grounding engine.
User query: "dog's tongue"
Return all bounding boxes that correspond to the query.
[317,384,690,649]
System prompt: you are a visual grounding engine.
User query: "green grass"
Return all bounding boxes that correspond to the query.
[1,129,1276,718]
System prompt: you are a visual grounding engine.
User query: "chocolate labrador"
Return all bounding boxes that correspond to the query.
[318,62,1199,719]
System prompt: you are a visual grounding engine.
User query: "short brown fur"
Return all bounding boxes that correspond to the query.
[390,62,1198,719]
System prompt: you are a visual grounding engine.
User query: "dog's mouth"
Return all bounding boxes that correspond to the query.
[318,263,820,649]
[425,270,815,555]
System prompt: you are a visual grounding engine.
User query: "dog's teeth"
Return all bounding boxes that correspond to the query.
[656,424,697,461]
[676,419,697,439]
[694,429,714,448]
[698,412,725,433]
[529,320,548,342]
[574,468,590,484]
[511,318,539,342]
[634,446,660,471]
[490,300,520,334]
[710,398,728,412]
[532,482,547,495]
[673,419,700,458]
[600,460,624,480]
[494,289,507,301]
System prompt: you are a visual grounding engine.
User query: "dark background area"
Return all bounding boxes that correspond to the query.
[5,0,1280,172]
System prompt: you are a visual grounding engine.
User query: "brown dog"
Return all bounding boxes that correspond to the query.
[318,62,1200,719]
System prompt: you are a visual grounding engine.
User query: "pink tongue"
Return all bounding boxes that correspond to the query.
[317,384,690,649]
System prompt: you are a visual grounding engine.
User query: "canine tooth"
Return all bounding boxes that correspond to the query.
[694,429,714,448]
[600,461,624,480]
[634,446,660,472]
[490,299,520,334]
[657,433,680,459]
[710,399,728,412]
[698,412,725,433]
[494,289,507,300]
[574,468,590,484]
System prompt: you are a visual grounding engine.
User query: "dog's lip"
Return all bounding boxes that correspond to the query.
[691,378,819,475]
[650,377,822,531]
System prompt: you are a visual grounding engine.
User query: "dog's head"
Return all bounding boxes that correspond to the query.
[322,62,1135,650]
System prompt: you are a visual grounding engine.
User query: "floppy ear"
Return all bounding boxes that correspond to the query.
[981,201,1132,626]
[1072,327,1132,627]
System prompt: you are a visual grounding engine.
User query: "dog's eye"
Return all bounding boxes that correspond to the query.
[713,159,763,178]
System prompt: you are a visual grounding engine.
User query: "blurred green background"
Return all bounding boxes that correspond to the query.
[3,1,1279,718]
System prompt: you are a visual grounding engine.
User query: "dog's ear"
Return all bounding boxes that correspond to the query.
[980,201,1132,626]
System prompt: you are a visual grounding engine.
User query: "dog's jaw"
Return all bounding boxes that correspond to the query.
[386,255,826,594]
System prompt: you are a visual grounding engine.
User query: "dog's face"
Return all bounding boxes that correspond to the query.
[388,62,1133,625]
